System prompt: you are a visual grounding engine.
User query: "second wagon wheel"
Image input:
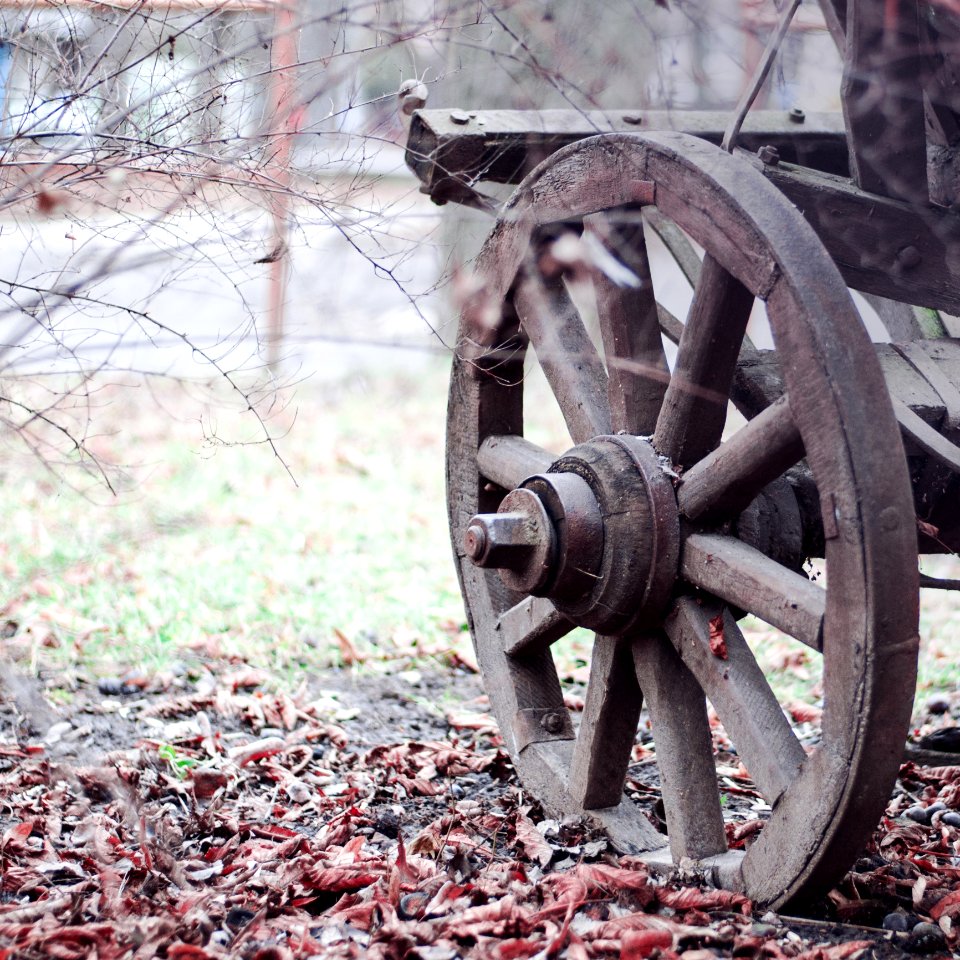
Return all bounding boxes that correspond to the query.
[447,131,921,909]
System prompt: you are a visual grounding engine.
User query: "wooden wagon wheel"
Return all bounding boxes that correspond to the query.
[447,131,920,909]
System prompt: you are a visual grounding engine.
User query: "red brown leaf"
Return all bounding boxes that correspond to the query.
[621,928,674,959]
[708,613,728,659]
[514,815,554,868]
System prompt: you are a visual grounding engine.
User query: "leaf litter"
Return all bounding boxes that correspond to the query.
[2,664,960,958]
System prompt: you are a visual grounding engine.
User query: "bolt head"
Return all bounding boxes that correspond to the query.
[757,145,780,165]
[464,523,488,561]
[897,245,921,270]
[788,107,805,124]
[541,712,564,734]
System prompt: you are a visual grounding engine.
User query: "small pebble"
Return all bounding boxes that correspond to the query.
[225,908,255,929]
[97,677,139,696]
[904,921,947,955]
[882,912,912,932]
[927,802,947,816]
[373,810,400,839]
[905,805,931,824]
[942,811,960,828]
[925,695,951,715]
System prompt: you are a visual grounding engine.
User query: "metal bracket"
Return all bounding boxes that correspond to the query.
[514,707,575,752]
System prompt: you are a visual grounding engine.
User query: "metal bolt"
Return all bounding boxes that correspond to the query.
[788,107,805,124]
[462,512,537,567]
[449,109,471,125]
[757,145,780,166]
[541,712,564,734]
[464,523,488,561]
[897,245,922,270]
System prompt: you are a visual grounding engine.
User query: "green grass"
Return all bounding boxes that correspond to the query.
[0,364,469,691]
[2,363,959,720]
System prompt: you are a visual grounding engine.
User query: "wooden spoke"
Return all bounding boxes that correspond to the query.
[477,435,557,490]
[666,597,806,806]
[498,596,573,657]
[513,273,611,444]
[644,207,702,287]
[584,213,669,434]
[653,254,755,467]
[678,397,803,522]
[657,304,684,346]
[681,533,825,651]
[633,632,727,861]
[569,635,643,809]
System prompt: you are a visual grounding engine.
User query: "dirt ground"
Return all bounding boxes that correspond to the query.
[3,653,960,960]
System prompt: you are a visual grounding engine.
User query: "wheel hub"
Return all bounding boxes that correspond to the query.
[466,435,681,634]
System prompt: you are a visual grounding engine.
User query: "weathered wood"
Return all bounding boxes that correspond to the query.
[894,399,960,477]
[448,132,919,910]
[751,157,960,315]
[653,255,755,468]
[632,632,727,862]
[513,274,611,445]
[681,532,825,651]
[405,109,850,202]
[498,596,573,657]
[817,0,847,49]
[678,396,803,522]
[477,435,556,490]
[569,635,643,809]
[644,208,701,287]
[666,598,806,807]
[842,0,928,202]
[584,212,669,434]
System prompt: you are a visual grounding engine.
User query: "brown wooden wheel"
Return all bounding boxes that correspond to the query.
[447,131,921,910]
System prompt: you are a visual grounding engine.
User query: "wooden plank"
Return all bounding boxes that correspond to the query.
[476,435,556,490]
[584,213,669,435]
[513,274,611,445]
[498,596,573,657]
[653,255,754,468]
[665,598,806,807]
[632,632,727,861]
[681,533,825,651]
[678,396,803,521]
[569,635,643,809]
[752,157,960,315]
[842,0,928,202]
[405,110,850,201]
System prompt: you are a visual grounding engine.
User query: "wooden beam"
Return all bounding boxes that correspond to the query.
[752,155,960,315]
[405,109,850,202]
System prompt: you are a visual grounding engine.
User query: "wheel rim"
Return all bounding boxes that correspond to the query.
[446,132,919,909]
